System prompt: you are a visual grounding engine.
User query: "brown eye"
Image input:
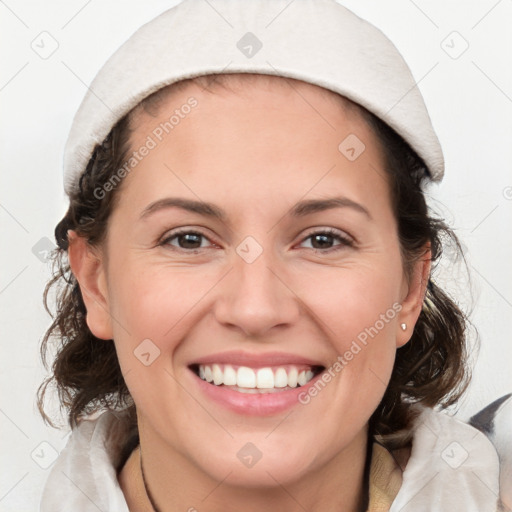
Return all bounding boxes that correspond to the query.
[310,233,336,249]
[299,229,354,251]
[161,230,210,250]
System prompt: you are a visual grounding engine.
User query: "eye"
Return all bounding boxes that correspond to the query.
[159,228,353,253]
[298,228,354,251]
[160,229,214,250]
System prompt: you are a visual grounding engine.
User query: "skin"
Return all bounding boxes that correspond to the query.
[68,76,430,512]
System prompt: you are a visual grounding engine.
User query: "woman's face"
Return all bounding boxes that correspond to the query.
[72,77,426,487]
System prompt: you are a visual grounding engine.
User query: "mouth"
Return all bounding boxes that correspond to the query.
[189,363,325,394]
[186,351,329,416]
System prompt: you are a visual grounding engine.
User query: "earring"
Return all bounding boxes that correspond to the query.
[400,323,407,331]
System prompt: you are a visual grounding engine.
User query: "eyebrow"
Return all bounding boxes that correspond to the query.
[290,197,371,219]
[140,197,227,222]
[139,196,371,221]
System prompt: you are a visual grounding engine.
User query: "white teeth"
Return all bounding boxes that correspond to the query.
[196,364,319,390]
[223,365,237,385]
[287,367,298,388]
[297,370,315,386]
[256,368,274,389]
[297,370,307,386]
[212,364,223,385]
[237,366,256,388]
[204,366,213,383]
[274,368,288,388]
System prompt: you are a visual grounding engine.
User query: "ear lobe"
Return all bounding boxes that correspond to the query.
[67,230,113,340]
[396,246,431,348]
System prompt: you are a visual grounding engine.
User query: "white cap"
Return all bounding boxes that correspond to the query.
[63,0,444,195]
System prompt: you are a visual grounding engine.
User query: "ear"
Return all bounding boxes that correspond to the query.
[67,230,113,340]
[396,245,431,348]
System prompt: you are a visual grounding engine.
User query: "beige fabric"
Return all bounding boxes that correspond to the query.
[367,443,404,512]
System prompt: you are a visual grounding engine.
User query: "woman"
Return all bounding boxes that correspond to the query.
[38,0,504,510]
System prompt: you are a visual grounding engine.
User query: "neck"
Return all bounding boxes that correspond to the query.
[122,416,371,512]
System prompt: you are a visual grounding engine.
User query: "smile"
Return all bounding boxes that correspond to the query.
[188,351,328,415]
[193,364,323,393]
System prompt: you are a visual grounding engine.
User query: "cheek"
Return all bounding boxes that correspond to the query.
[104,267,188,422]
[292,261,402,397]
[296,263,402,343]
[105,262,215,382]
[290,268,401,436]
[108,260,209,335]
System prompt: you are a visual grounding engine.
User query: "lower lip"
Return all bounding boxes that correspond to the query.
[190,369,324,416]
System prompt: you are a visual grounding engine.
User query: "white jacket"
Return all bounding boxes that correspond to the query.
[40,405,502,512]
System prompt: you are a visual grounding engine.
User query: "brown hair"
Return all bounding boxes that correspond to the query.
[38,73,471,447]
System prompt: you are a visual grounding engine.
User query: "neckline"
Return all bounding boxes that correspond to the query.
[118,437,405,512]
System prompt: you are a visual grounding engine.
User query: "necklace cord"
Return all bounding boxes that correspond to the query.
[140,446,160,512]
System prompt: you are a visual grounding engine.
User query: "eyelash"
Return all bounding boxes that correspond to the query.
[159,227,355,253]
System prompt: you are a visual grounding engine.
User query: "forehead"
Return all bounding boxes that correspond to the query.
[115,74,389,217]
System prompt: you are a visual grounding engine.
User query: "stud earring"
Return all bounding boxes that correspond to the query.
[400,323,407,331]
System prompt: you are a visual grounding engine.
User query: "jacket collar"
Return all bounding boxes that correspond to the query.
[40,405,500,512]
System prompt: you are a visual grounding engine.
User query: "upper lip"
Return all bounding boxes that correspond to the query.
[189,350,325,368]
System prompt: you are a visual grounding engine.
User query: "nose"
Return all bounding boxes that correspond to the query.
[213,246,301,339]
